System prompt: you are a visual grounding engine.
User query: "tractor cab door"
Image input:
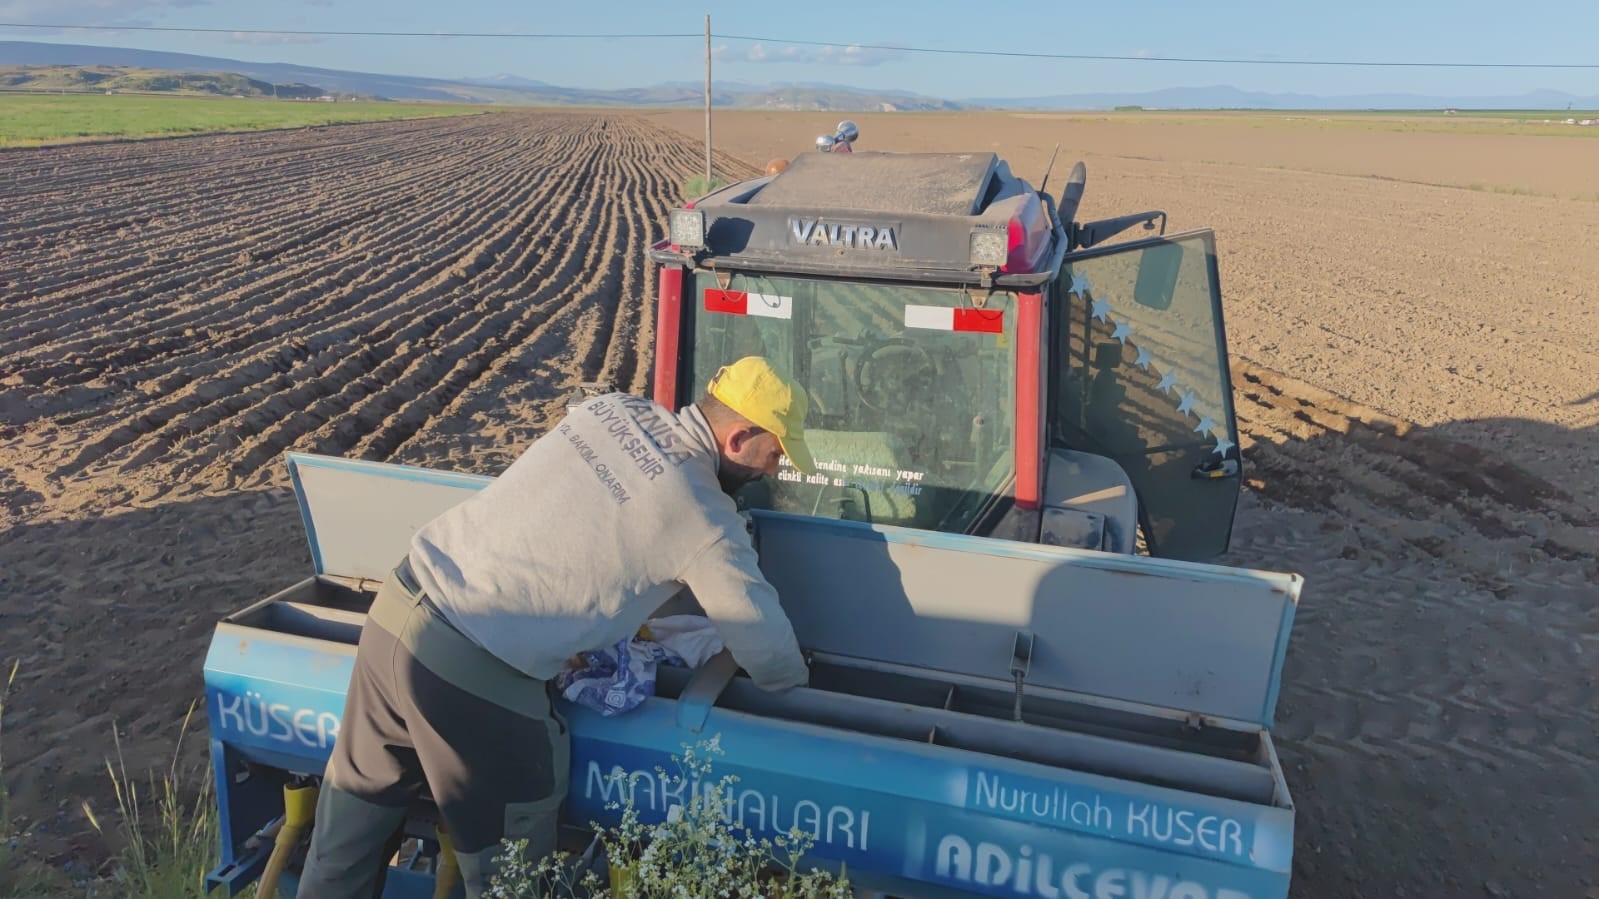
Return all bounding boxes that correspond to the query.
[1051,229,1241,561]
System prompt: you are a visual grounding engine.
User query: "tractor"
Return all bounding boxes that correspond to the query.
[644,120,1242,562]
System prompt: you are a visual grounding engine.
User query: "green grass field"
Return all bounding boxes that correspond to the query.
[0,93,486,147]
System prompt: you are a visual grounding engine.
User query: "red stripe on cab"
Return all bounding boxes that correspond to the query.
[704,289,749,315]
[953,308,1004,333]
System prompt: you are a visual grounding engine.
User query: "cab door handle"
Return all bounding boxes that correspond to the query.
[1192,458,1240,479]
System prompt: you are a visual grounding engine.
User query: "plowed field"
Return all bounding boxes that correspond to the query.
[0,113,741,502]
[1,110,1595,897]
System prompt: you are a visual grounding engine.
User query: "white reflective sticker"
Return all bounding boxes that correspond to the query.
[903,304,954,331]
[747,293,793,319]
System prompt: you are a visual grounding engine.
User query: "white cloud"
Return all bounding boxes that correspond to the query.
[226,30,322,45]
[0,0,206,22]
[734,42,902,67]
[818,44,901,66]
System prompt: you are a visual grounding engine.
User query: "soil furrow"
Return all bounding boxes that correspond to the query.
[346,121,625,462]
[0,127,552,353]
[39,153,564,476]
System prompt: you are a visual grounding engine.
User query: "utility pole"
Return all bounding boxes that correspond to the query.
[704,13,713,184]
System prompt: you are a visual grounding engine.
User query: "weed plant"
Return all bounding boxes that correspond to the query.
[83,703,232,899]
[681,174,731,202]
[488,736,849,899]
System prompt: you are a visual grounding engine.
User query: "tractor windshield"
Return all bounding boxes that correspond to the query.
[685,272,1016,532]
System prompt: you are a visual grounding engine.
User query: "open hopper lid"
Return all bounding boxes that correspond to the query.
[286,452,489,582]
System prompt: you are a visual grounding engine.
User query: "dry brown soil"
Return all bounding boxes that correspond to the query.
[1,109,1595,896]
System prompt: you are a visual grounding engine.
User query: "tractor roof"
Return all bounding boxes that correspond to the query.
[747,151,1000,216]
[650,151,1066,288]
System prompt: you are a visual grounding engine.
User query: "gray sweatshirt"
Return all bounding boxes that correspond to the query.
[407,394,809,691]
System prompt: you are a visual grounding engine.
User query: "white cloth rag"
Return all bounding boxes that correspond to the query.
[642,615,725,667]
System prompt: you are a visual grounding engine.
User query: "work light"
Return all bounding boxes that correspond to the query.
[969,227,1008,268]
[669,209,706,250]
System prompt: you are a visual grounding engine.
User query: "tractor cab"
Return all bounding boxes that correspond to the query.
[648,129,1243,561]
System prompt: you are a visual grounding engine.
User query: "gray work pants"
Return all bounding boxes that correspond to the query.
[297,565,570,898]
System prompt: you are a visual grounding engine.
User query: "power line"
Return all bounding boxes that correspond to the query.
[0,22,697,39]
[4,21,1599,70]
[716,33,1599,70]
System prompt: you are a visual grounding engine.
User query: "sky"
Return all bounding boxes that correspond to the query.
[3,0,1599,100]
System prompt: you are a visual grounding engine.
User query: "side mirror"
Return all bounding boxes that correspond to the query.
[1133,242,1184,311]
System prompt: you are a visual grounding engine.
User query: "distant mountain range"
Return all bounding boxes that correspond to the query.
[1,64,345,100]
[0,41,957,109]
[3,41,1596,111]
[0,41,478,102]
[971,84,1599,111]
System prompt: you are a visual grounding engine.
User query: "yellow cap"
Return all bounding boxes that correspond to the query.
[708,356,815,475]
